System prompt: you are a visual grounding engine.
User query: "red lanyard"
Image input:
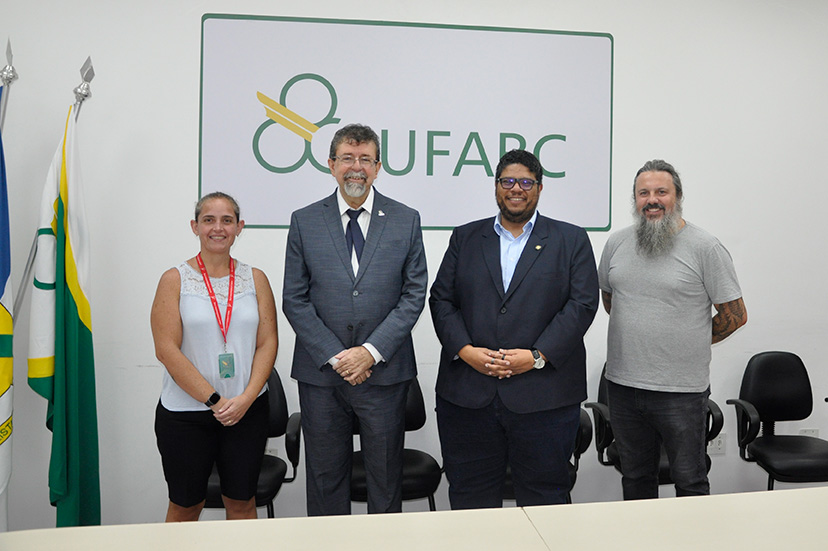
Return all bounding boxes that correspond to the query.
[195,253,235,345]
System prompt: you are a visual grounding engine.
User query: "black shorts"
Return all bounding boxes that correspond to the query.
[155,392,269,507]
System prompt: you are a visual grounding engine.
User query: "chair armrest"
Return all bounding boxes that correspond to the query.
[284,412,302,481]
[584,401,614,466]
[705,399,724,442]
[726,398,761,461]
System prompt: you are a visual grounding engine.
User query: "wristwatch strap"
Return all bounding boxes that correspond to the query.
[204,392,221,407]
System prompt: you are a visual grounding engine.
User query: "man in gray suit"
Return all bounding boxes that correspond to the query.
[283,123,427,516]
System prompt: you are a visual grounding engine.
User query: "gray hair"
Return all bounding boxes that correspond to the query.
[328,123,381,160]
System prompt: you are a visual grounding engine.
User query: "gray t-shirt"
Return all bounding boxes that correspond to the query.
[598,222,742,392]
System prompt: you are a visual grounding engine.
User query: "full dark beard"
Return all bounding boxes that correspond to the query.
[497,195,534,225]
[635,205,682,257]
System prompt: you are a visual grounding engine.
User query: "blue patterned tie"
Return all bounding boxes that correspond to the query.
[345,208,365,261]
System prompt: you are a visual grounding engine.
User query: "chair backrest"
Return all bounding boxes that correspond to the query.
[266,368,289,437]
[352,377,427,434]
[740,351,813,422]
[574,408,593,457]
[404,377,427,431]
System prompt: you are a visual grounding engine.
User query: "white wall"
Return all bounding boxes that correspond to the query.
[2,0,827,530]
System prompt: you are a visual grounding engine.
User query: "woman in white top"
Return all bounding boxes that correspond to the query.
[151,192,278,521]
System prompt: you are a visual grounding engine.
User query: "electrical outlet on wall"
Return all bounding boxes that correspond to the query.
[707,433,726,455]
[799,428,819,438]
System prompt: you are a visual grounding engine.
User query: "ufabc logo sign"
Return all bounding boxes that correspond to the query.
[253,73,567,179]
[253,74,340,173]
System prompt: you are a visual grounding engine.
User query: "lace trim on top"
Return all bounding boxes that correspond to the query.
[177,260,255,301]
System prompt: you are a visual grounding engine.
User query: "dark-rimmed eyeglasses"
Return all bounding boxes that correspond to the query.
[496,177,539,191]
[332,156,379,168]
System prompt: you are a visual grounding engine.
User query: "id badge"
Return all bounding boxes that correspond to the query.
[219,353,235,379]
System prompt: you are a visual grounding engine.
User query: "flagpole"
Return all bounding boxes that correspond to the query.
[0,40,18,132]
[0,37,17,535]
[3,42,22,327]
[11,235,34,328]
[12,57,93,327]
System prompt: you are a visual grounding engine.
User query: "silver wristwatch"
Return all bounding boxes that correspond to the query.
[531,349,545,369]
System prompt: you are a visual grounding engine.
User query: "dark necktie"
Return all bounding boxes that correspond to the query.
[345,208,365,262]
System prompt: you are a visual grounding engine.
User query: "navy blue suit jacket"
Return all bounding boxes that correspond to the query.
[283,190,427,387]
[429,214,598,414]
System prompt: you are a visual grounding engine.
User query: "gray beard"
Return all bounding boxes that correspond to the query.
[343,172,367,198]
[344,181,366,198]
[635,204,682,257]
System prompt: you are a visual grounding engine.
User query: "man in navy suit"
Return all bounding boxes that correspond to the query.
[429,149,598,508]
[283,124,427,515]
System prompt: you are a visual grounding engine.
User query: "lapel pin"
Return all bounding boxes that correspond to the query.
[535,245,542,250]
[378,210,386,217]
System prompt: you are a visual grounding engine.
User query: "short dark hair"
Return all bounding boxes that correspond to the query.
[634,159,683,198]
[329,123,381,160]
[495,149,543,184]
[195,191,240,221]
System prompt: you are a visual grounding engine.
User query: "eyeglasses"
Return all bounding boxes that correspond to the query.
[332,156,379,168]
[496,177,539,191]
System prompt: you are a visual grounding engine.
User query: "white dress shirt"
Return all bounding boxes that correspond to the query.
[330,188,383,366]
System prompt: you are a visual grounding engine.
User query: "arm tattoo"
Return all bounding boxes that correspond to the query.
[712,297,747,344]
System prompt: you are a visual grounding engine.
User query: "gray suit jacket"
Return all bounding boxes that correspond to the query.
[283,190,427,386]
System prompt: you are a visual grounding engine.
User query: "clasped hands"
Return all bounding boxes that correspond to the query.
[459,345,537,379]
[333,346,374,386]
[211,394,253,427]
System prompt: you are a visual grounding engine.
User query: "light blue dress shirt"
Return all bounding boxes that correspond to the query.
[493,210,538,292]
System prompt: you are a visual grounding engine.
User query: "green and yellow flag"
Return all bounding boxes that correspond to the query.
[27,106,100,527]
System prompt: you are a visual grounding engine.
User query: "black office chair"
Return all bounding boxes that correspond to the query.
[350,377,443,511]
[502,407,593,504]
[727,351,828,490]
[204,368,301,518]
[585,365,724,485]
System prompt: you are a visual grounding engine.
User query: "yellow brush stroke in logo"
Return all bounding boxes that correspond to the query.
[257,92,320,142]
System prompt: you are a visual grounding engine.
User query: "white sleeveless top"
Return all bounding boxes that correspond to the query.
[160,260,264,411]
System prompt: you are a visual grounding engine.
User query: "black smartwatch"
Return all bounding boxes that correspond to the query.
[204,392,221,407]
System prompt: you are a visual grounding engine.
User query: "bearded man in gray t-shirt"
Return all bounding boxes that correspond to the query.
[598,159,747,500]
